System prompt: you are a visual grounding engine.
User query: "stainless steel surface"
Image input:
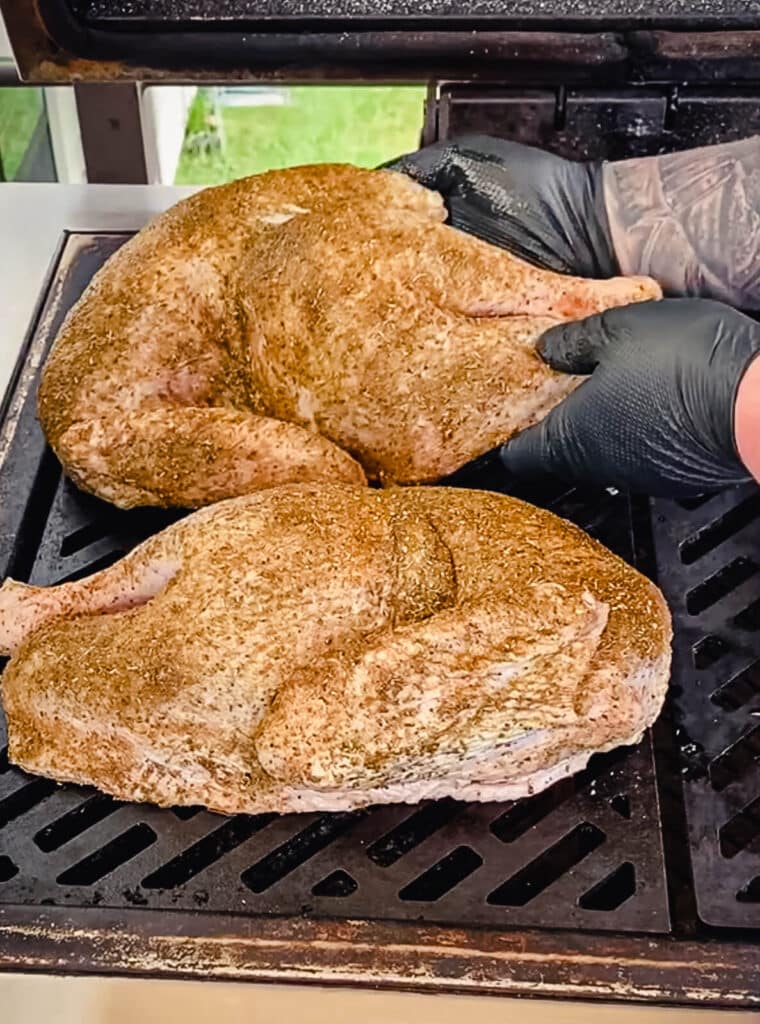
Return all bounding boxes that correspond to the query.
[0,183,198,404]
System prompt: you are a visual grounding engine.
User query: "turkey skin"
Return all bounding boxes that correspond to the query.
[0,484,672,814]
[38,164,661,509]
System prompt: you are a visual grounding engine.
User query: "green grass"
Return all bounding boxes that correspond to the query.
[0,86,43,181]
[175,85,426,185]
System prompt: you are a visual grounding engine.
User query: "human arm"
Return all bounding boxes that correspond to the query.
[736,354,760,484]
[390,135,760,310]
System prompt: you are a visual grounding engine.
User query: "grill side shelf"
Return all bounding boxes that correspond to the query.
[0,233,130,584]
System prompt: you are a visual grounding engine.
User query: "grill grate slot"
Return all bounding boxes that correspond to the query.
[34,794,122,852]
[312,869,358,898]
[487,823,606,907]
[610,795,631,819]
[686,557,760,615]
[712,662,760,711]
[171,806,202,821]
[0,780,58,830]
[678,494,716,511]
[679,492,760,564]
[59,518,115,557]
[693,634,730,670]
[734,597,760,632]
[55,551,126,585]
[709,725,760,792]
[142,814,276,889]
[738,877,760,903]
[242,813,363,893]
[399,846,482,902]
[56,824,158,886]
[0,856,18,882]
[367,801,459,866]
[578,862,636,911]
[490,784,571,843]
[719,796,760,859]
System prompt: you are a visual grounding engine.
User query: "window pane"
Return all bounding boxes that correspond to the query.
[0,78,56,182]
[174,85,425,185]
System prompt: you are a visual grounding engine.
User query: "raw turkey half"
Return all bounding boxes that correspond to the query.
[0,484,672,814]
[38,163,661,509]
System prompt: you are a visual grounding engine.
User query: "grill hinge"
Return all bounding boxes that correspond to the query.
[433,85,760,160]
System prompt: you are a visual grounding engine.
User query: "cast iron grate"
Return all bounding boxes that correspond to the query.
[652,488,760,928]
[0,233,668,932]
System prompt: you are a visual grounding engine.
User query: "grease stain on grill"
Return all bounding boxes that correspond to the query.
[312,869,358,898]
[34,793,122,852]
[487,823,606,907]
[56,823,157,885]
[578,861,636,911]
[367,800,459,866]
[143,814,275,889]
[399,846,482,902]
[675,726,709,782]
[123,886,149,906]
[242,813,363,893]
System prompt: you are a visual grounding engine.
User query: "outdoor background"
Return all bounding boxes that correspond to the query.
[174,85,426,184]
[0,82,426,184]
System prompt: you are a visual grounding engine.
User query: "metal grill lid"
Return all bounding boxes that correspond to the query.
[5,0,760,83]
[65,0,760,26]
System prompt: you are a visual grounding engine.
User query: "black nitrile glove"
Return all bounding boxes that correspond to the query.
[500,300,760,499]
[386,134,616,278]
[391,135,760,309]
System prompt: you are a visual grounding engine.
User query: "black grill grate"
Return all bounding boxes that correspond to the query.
[652,489,760,928]
[0,233,669,933]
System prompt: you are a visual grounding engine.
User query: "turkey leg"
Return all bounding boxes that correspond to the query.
[419,219,661,319]
[56,407,366,510]
[0,519,192,655]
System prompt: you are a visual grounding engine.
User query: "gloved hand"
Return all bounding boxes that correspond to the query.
[391,135,760,310]
[387,134,615,278]
[500,299,760,498]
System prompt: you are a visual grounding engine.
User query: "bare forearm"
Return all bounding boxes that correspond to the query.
[603,137,760,310]
[735,354,760,483]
